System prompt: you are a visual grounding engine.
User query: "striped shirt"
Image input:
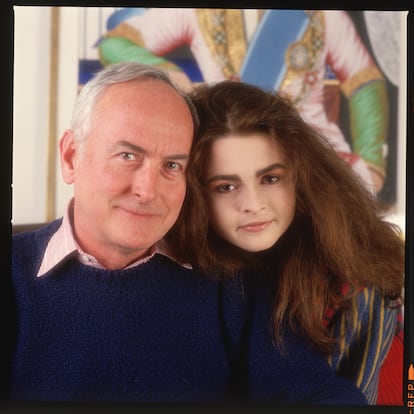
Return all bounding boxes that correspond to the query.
[326,286,399,404]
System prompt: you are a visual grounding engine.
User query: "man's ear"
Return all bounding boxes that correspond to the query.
[60,130,78,184]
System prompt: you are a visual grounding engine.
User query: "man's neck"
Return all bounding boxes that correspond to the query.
[69,201,155,270]
[87,247,154,270]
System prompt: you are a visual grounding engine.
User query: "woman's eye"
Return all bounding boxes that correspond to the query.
[215,183,237,193]
[262,175,279,184]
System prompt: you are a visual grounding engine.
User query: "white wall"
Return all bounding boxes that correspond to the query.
[13,6,79,225]
[13,6,51,224]
[12,7,408,234]
[54,8,82,220]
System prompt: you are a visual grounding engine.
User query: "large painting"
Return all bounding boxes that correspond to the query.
[78,7,404,205]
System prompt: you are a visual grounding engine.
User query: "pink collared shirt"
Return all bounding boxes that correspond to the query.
[37,200,190,277]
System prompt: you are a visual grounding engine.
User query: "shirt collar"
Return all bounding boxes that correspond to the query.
[37,199,191,278]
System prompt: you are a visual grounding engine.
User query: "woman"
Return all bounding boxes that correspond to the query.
[166,80,405,404]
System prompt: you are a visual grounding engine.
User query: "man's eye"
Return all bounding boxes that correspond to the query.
[215,183,237,193]
[164,161,181,171]
[119,152,137,161]
[262,175,279,184]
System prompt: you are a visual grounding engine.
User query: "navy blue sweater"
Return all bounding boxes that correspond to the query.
[9,220,366,404]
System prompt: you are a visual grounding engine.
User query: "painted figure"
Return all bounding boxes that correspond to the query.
[98,8,391,194]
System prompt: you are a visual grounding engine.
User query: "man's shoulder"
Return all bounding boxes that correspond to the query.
[13,219,62,239]
[12,219,62,260]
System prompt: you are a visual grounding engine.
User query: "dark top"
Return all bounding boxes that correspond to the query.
[9,220,366,404]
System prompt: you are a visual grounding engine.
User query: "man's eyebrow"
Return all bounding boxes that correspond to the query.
[115,140,146,154]
[256,163,287,177]
[115,140,189,160]
[164,154,189,161]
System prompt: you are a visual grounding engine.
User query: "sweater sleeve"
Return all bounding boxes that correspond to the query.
[220,276,367,405]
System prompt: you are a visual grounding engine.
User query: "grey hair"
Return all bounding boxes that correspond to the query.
[70,62,199,151]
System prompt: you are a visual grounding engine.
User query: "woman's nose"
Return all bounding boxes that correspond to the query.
[239,186,265,213]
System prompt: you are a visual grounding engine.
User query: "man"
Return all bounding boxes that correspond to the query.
[10,62,366,404]
[58,62,195,270]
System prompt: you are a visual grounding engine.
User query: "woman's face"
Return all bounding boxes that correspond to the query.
[204,133,296,252]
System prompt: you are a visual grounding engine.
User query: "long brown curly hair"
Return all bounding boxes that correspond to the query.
[165,80,404,353]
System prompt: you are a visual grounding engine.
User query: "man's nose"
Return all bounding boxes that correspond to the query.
[132,164,158,202]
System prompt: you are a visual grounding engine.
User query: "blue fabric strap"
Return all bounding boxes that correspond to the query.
[240,9,309,91]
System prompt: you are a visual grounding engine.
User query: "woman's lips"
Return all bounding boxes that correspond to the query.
[237,220,273,232]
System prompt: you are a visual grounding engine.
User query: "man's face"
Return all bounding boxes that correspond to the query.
[60,79,194,269]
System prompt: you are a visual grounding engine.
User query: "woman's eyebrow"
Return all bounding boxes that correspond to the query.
[256,163,287,177]
[206,174,240,184]
[206,163,287,184]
